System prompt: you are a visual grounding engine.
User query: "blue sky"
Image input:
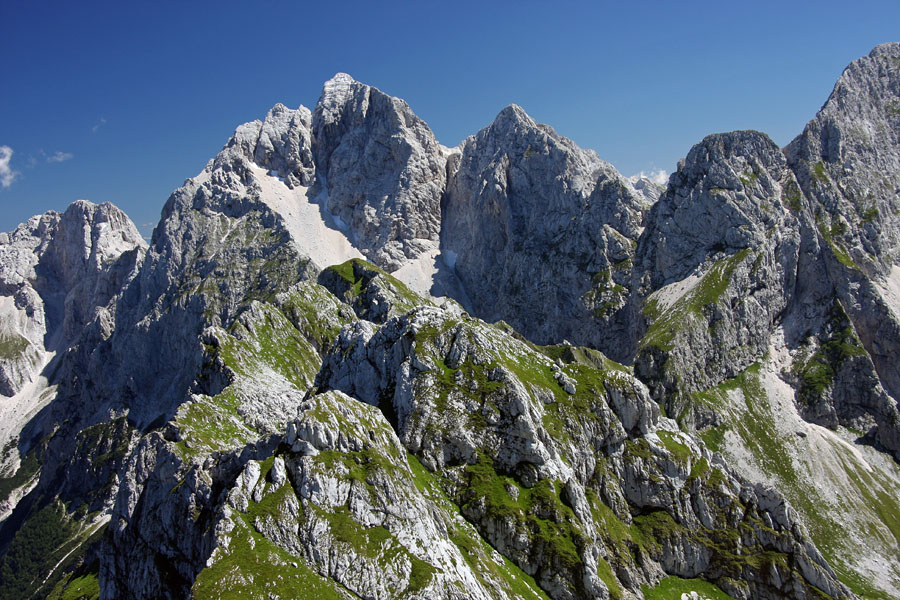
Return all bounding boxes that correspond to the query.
[2,0,899,238]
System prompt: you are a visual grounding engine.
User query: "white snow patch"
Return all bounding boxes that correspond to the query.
[439,143,461,159]
[874,263,900,321]
[248,164,363,269]
[331,212,349,233]
[0,357,57,470]
[95,221,144,261]
[388,245,474,312]
[392,245,441,299]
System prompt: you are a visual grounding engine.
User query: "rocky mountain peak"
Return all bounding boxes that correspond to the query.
[639,130,796,288]
[311,71,447,271]
[316,71,358,116]
[0,200,145,398]
[492,103,538,129]
[786,40,900,272]
[869,41,900,58]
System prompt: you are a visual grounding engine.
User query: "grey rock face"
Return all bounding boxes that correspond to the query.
[0,200,145,397]
[639,131,801,288]
[633,131,805,417]
[442,105,650,360]
[786,42,900,274]
[253,103,316,187]
[249,391,499,599]
[781,43,900,457]
[312,73,447,270]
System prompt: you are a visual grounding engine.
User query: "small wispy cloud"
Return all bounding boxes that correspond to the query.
[92,117,107,133]
[628,169,668,187]
[47,151,73,163]
[0,146,18,188]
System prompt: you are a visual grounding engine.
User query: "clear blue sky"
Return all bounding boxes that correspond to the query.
[2,0,899,238]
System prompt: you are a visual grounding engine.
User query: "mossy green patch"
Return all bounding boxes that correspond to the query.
[642,575,737,600]
[449,523,552,600]
[698,425,726,453]
[861,205,880,223]
[323,258,426,316]
[177,301,323,458]
[595,556,624,600]
[794,300,867,404]
[0,333,30,361]
[641,249,752,352]
[739,171,759,189]
[47,570,100,600]
[174,392,256,458]
[656,430,692,463]
[408,453,551,599]
[276,281,356,351]
[817,219,859,270]
[812,161,830,185]
[218,302,320,387]
[462,454,585,573]
[315,448,406,488]
[688,361,900,597]
[784,180,804,212]
[193,512,346,600]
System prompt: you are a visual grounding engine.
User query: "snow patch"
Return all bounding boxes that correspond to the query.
[0,356,57,468]
[331,212,349,233]
[874,263,900,321]
[392,245,441,299]
[248,164,363,269]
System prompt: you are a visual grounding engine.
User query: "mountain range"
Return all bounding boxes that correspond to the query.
[1,43,899,600]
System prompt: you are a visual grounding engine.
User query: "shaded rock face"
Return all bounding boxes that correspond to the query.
[638,132,802,289]
[442,105,651,360]
[771,42,900,458]
[0,200,145,397]
[313,73,447,270]
[73,100,334,431]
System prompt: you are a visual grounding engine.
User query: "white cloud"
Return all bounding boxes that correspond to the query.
[0,146,18,188]
[92,117,107,133]
[628,169,668,187]
[47,151,73,163]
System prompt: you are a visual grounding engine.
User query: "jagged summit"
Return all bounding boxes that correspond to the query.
[869,41,900,57]
[492,103,537,127]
